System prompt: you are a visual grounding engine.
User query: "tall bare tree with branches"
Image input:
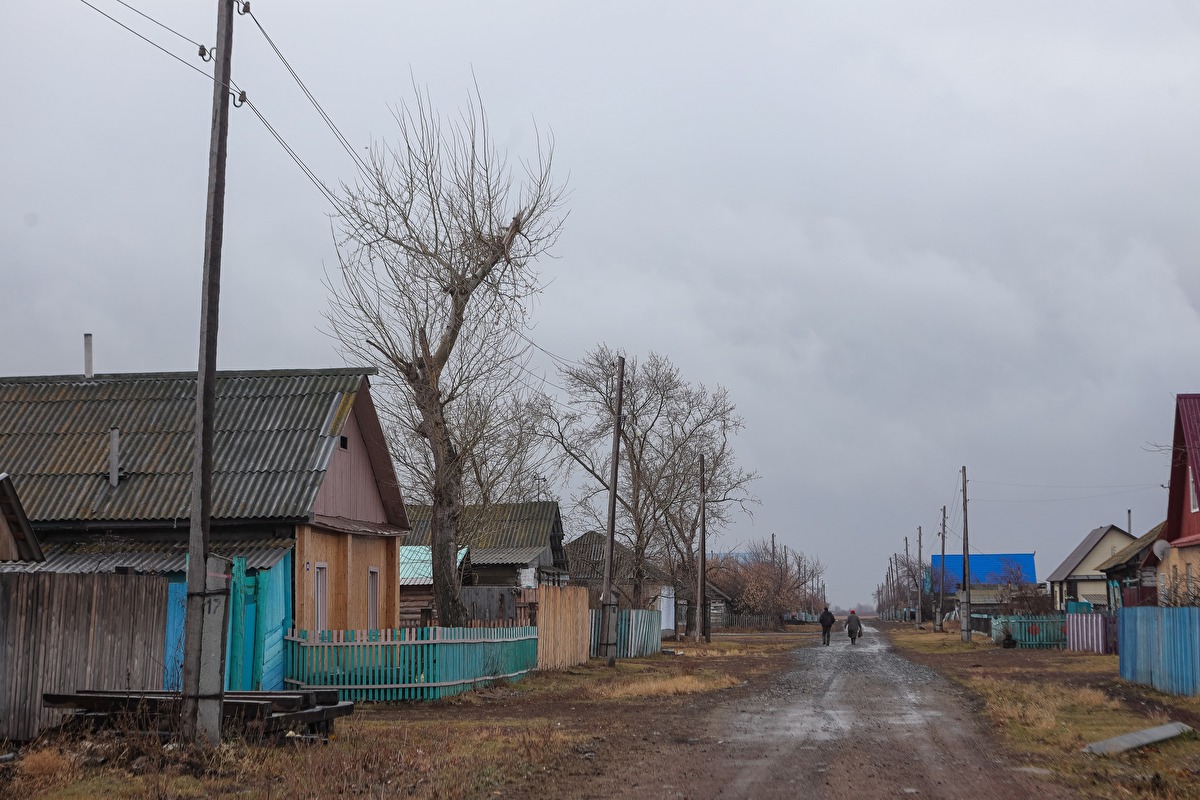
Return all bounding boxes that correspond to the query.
[326,89,566,626]
[535,346,757,618]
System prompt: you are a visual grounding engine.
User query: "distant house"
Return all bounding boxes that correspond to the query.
[0,368,410,690]
[1096,522,1165,608]
[406,501,569,587]
[397,544,468,623]
[564,530,675,630]
[1046,525,1135,610]
[1143,395,1200,604]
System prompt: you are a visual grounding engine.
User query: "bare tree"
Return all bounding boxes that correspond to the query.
[326,89,566,625]
[535,346,757,617]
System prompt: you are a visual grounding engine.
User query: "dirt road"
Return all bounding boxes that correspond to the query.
[566,625,1072,799]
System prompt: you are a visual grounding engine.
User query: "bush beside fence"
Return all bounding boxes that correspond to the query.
[285,625,538,702]
[1119,606,1200,697]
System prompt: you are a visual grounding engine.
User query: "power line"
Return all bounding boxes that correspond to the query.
[77,0,215,85]
[243,99,349,214]
[972,486,1158,503]
[972,479,1159,490]
[245,7,371,177]
[110,0,203,49]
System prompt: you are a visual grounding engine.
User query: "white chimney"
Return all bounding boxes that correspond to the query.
[84,333,93,379]
[108,426,121,488]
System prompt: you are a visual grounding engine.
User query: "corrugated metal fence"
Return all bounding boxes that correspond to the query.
[990,614,1067,649]
[1066,612,1118,655]
[589,609,663,658]
[1119,607,1200,697]
[0,573,169,741]
[536,586,590,670]
[285,625,538,701]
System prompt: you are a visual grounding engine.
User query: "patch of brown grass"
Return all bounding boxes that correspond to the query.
[589,672,739,699]
[9,747,80,797]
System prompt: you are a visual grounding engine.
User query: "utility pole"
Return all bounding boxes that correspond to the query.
[699,453,709,643]
[916,526,923,629]
[938,505,947,632]
[600,356,625,667]
[961,465,972,643]
[904,537,911,621]
[182,0,237,745]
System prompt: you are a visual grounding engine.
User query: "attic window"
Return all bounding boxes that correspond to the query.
[339,436,349,450]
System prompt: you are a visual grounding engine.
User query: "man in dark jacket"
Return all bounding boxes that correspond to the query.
[819,606,835,645]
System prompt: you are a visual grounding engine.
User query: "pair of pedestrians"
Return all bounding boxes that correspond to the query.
[818,607,862,645]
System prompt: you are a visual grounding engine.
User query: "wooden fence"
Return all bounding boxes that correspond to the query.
[536,586,590,670]
[1119,606,1200,697]
[0,573,169,741]
[461,587,539,625]
[718,613,783,631]
[990,614,1067,649]
[589,609,663,659]
[284,625,538,701]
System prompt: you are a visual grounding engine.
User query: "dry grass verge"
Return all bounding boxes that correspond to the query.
[886,624,1200,799]
[590,671,740,699]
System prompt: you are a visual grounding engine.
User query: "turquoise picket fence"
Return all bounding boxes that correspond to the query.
[990,614,1067,649]
[589,609,663,658]
[285,625,538,701]
[1119,607,1200,697]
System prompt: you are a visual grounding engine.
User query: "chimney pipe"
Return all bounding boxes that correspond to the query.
[1128,508,1132,536]
[108,426,121,488]
[84,334,93,379]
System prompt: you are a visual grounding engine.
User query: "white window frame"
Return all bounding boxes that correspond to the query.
[1191,466,1198,513]
[368,567,380,630]
[314,563,329,632]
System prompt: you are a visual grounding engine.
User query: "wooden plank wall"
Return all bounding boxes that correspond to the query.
[0,573,169,741]
[460,587,538,624]
[536,586,590,671]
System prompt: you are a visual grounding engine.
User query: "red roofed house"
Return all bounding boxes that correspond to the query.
[1146,394,1200,605]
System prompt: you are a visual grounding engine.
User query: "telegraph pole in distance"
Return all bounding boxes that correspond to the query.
[916,526,923,629]
[600,356,625,667]
[904,536,911,621]
[938,505,947,631]
[960,465,972,643]
[182,0,237,745]
[699,453,709,643]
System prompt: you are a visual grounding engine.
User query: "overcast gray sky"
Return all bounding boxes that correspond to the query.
[4,2,1200,606]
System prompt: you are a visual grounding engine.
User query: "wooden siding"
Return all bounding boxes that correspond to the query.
[313,407,389,524]
[0,573,169,741]
[294,525,398,631]
[0,511,18,560]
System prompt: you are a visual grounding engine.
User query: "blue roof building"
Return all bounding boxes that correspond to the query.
[929,553,1037,589]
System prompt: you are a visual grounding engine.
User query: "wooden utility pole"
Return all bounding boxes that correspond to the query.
[182,0,236,745]
[699,453,709,643]
[600,356,625,667]
[916,526,923,629]
[960,465,972,643]
[904,537,911,621]
[937,505,947,631]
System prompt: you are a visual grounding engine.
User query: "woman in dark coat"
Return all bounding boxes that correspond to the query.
[846,610,863,644]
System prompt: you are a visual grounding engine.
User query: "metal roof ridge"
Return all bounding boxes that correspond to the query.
[0,366,377,384]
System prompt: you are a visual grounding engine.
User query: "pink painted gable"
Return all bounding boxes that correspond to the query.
[313,407,388,524]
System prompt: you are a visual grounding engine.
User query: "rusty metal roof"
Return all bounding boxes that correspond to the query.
[405,501,568,569]
[0,368,374,525]
[0,535,292,574]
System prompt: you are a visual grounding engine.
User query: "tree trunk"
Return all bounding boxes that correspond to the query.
[416,382,467,628]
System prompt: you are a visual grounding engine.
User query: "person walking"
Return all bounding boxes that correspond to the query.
[846,609,863,645]
[819,606,835,646]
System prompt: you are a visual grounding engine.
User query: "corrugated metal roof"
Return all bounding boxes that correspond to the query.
[1047,525,1133,583]
[406,501,568,569]
[0,535,292,574]
[0,472,42,561]
[0,369,371,524]
[563,530,671,583]
[470,546,548,566]
[398,545,467,585]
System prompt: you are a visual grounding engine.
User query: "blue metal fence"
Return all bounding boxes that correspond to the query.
[589,609,663,658]
[991,614,1067,648]
[1119,607,1200,697]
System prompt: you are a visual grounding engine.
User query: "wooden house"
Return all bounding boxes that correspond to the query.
[1047,525,1135,610]
[1096,521,1165,608]
[406,501,569,587]
[0,367,409,690]
[1144,395,1200,604]
[397,544,468,623]
[564,529,675,630]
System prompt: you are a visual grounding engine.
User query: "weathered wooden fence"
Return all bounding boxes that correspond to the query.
[718,613,783,631]
[589,609,663,659]
[1119,606,1200,697]
[285,625,538,701]
[1066,612,1118,655]
[0,573,169,741]
[536,586,590,670]
[460,587,539,625]
[990,614,1067,648]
